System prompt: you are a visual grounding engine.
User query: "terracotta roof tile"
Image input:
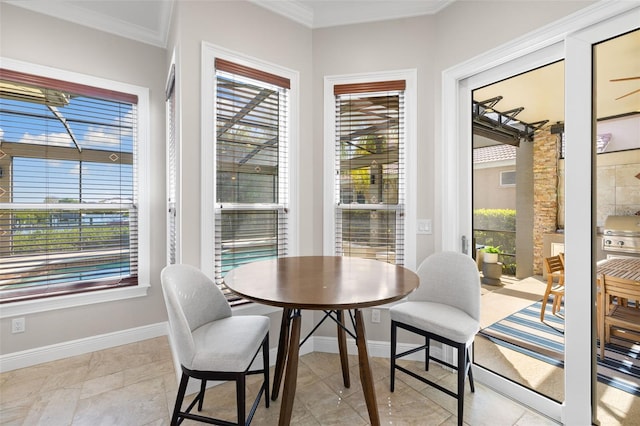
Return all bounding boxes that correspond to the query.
[473,144,516,163]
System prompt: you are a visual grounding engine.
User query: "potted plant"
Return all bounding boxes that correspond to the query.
[482,246,501,263]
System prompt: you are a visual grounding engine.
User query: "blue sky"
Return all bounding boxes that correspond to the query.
[0,95,134,204]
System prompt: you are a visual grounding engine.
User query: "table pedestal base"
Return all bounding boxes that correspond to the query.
[271,309,380,426]
[355,309,380,425]
[279,310,301,426]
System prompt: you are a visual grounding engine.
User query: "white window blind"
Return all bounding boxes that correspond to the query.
[0,69,139,302]
[166,65,177,265]
[214,59,289,304]
[334,80,406,265]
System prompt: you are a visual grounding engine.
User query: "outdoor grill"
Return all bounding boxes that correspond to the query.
[602,215,640,255]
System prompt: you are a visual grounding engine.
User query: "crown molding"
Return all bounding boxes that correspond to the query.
[250,0,454,29]
[248,0,315,27]
[5,0,174,48]
[6,0,453,43]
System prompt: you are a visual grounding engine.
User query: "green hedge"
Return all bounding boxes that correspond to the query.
[473,209,516,232]
[12,226,129,253]
[474,209,516,274]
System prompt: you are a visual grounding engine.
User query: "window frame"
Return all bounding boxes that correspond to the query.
[323,70,417,271]
[200,43,299,308]
[0,57,150,318]
[500,170,516,187]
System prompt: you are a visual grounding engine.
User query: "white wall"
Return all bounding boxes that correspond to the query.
[0,0,598,357]
[598,114,640,152]
[166,1,316,348]
[0,4,168,354]
[310,1,595,342]
[313,17,438,266]
[169,0,313,263]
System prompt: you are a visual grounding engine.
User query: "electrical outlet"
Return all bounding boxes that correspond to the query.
[11,317,25,334]
[371,309,380,323]
[417,219,432,235]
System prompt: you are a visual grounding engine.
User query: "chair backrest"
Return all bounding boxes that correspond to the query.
[161,264,232,367]
[602,274,640,315]
[544,255,564,275]
[408,251,481,321]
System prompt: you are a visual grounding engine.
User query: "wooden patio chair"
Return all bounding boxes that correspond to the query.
[541,255,565,321]
[599,274,640,360]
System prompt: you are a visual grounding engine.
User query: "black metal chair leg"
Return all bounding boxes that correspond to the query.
[237,374,246,425]
[390,321,474,426]
[466,347,475,392]
[172,373,189,426]
[263,334,270,408]
[457,344,466,426]
[425,336,430,371]
[198,380,206,411]
[390,321,397,392]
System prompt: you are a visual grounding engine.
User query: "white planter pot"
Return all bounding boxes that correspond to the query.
[484,252,499,263]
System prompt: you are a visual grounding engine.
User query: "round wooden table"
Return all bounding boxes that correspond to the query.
[224,256,419,426]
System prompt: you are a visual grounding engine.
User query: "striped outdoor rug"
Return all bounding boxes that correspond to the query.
[478,300,640,396]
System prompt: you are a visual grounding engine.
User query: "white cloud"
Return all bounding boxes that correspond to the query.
[82,126,122,148]
[19,132,75,148]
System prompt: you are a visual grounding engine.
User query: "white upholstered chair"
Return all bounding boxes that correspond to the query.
[390,251,480,426]
[161,264,270,425]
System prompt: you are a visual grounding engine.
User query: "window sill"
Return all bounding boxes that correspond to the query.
[0,284,150,319]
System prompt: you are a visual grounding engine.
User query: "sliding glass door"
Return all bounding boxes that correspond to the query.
[443,4,640,423]
[451,43,567,420]
[471,59,566,404]
[566,20,640,426]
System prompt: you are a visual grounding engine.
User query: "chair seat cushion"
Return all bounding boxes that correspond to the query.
[390,301,479,344]
[189,315,269,372]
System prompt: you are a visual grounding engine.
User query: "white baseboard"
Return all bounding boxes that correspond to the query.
[2,324,444,411]
[0,323,431,375]
[0,322,168,373]
[312,335,440,361]
[1,322,461,416]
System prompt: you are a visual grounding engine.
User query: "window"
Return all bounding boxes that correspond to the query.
[0,61,149,311]
[324,72,416,269]
[500,170,516,186]
[201,44,298,305]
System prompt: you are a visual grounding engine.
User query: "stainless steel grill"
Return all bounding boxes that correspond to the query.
[603,215,640,255]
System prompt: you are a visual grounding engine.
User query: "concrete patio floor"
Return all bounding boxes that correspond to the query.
[475,274,640,425]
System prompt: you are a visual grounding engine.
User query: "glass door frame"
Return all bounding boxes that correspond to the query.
[565,11,640,424]
[463,43,565,415]
[440,3,640,423]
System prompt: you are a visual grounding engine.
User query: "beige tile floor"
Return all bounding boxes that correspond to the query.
[2,275,637,425]
[0,336,558,425]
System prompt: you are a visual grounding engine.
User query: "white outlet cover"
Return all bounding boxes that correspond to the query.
[417,219,432,234]
[11,317,25,333]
